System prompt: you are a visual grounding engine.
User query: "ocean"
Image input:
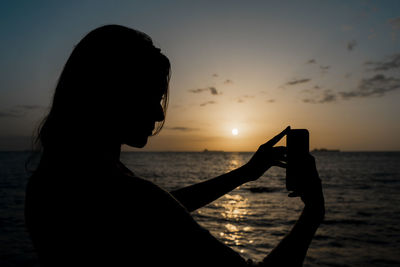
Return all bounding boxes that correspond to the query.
[0,151,399,266]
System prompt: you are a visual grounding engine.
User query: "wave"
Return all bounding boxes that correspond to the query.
[369,258,400,265]
[246,186,282,193]
[322,219,368,225]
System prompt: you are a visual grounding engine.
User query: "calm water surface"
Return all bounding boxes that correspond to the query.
[0,151,399,266]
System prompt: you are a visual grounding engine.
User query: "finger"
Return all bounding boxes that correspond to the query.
[271,146,288,161]
[265,126,291,147]
[272,146,288,156]
[272,161,287,168]
[277,157,288,163]
[273,146,288,153]
[288,191,301,197]
[305,153,315,163]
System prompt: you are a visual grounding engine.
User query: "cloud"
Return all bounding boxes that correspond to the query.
[307,59,316,64]
[388,17,400,30]
[236,95,254,103]
[0,105,45,118]
[167,127,199,132]
[301,85,321,93]
[302,75,400,103]
[365,54,400,71]
[303,90,337,104]
[188,86,220,95]
[200,101,216,107]
[224,79,233,84]
[347,40,357,51]
[209,86,218,95]
[340,74,400,99]
[0,109,24,118]
[188,88,207,93]
[286,78,311,86]
[319,92,337,103]
[17,105,44,110]
[320,66,330,74]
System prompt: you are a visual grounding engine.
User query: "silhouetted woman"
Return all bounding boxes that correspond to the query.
[25,25,324,267]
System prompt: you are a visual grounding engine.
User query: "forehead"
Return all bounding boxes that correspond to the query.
[117,60,168,98]
[121,80,166,102]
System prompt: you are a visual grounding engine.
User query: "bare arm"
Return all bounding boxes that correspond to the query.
[171,166,250,212]
[261,206,323,267]
[171,127,290,212]
[261,155,325,267]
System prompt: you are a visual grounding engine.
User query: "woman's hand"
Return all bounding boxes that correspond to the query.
[241,126,290,182]
[296,154,325,222]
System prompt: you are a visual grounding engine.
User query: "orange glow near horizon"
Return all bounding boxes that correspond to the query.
[2,2,399,152]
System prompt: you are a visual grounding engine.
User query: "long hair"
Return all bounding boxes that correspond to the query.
[25,25,170,172]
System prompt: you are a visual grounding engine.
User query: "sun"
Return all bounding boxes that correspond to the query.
[231,128,239,136]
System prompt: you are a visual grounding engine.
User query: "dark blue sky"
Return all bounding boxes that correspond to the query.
[1,1,399,151]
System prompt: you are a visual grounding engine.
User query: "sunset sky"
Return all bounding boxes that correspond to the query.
[0,0,399,151]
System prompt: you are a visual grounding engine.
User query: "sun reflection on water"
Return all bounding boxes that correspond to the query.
[219,194,251,220]
[227,153,243,171]
[216,194,253,248]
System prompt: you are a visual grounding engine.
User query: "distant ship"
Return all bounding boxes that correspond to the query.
[202,149,224,153]
[311,148,340,152]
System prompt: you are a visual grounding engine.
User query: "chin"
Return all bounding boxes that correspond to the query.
[124,136,148,148]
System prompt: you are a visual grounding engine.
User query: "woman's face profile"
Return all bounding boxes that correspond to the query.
[117,82,166,148]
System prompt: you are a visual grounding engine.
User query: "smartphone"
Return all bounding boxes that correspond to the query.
[286,129,309,192]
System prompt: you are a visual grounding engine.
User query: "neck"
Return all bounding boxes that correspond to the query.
[103,142,122,163]
[91,141,121,165]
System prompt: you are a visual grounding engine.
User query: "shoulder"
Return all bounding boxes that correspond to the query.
[115,173,166,195]
[114,173,185,209]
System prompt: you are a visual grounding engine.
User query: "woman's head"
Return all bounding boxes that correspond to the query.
[36,25,170,153]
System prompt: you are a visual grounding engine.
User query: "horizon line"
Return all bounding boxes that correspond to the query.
[2,149,400,153]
